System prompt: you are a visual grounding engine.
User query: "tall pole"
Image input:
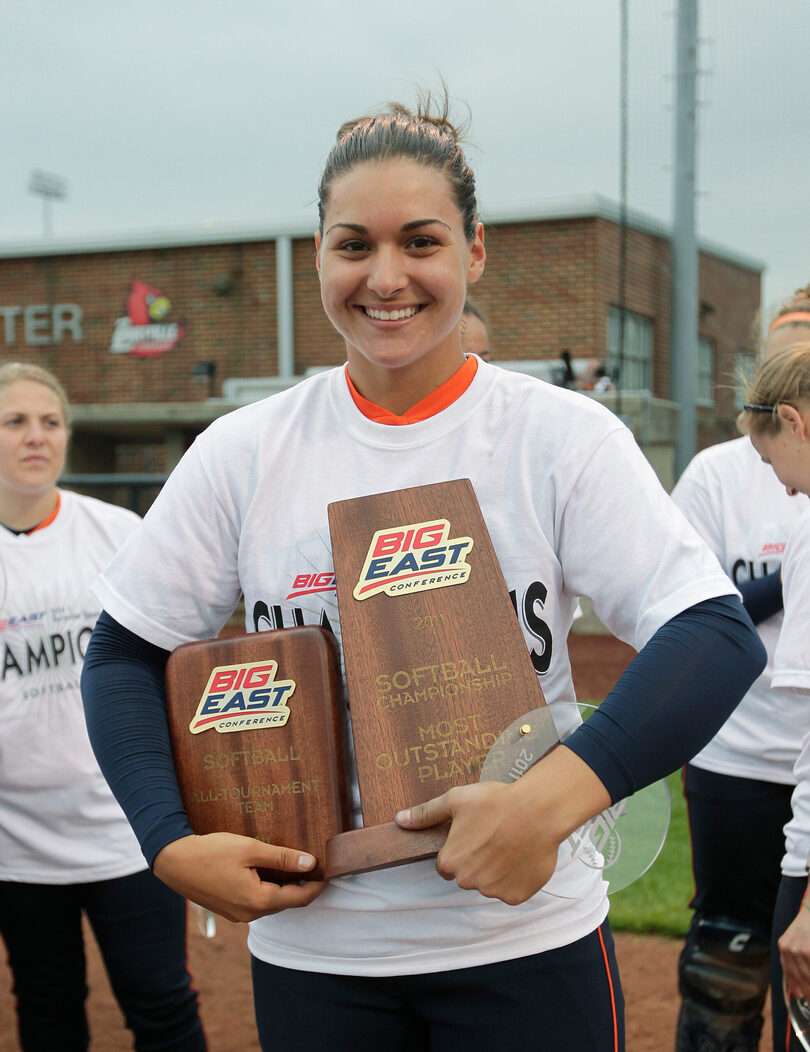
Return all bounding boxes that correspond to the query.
[671,0,698,479]
[616,0,628,419]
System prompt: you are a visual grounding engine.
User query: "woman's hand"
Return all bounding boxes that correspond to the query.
[779,890,810,1003]
[152,831,327,922]
[395,744,611,905]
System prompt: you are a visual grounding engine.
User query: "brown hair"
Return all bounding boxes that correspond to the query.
[737,342,810,436]
[462,298,487,324]
[318,89,478,242]
[0,362,70,426]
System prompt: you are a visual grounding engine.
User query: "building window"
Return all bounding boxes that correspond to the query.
[698,336,715,405]
[606,308,653,392]
[735,348,757,409]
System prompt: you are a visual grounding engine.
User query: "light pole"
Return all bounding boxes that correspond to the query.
[28,169,68,236]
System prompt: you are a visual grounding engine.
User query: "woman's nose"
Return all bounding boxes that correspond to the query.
[366,247,407,298]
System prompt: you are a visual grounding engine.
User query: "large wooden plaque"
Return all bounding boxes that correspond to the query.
[166,626,351,882]
[324,478,547,876]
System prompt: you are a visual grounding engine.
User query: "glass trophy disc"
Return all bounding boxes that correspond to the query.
[480,701,671,895]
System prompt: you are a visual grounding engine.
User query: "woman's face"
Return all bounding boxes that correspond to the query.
[749,404,810,497]
[315,158,485,399]
[0,379,68,498]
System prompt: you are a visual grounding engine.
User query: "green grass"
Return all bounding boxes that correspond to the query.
[606,769,693,937]
[571,701,693,937]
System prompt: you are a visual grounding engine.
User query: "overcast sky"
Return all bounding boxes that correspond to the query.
[2,0,807,317]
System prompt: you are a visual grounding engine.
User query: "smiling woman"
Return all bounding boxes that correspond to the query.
[313,103,485,414]
[80,91,766,1052]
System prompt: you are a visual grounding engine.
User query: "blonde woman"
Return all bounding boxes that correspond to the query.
[0,363,206,1051]
[738,341,810,1052]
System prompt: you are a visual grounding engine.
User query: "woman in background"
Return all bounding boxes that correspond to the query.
[0,362,206,1051]
[738,340,810,1052]
[672,288,810,1052]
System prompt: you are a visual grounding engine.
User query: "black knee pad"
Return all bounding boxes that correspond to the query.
[676,916,770,1052]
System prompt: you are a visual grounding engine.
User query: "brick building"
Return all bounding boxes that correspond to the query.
[0,193,762,505]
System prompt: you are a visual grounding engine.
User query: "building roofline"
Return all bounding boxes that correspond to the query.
[0,193,765,273]
[483,193,766,273]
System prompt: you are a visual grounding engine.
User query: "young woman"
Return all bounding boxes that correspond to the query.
[738,341,810,1052]
[0,363,207,1051]
[671,291,810,1052]
[81,96,765,1052]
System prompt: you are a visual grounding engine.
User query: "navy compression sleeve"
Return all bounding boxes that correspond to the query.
[564,594,766,802]
[81,611,193,867]
[738,570,783,625]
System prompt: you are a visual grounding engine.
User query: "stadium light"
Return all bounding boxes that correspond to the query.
[28,169,68,236]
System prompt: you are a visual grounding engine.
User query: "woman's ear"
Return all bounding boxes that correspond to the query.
[466,222,486,286]
[777,403,809,441]
[314,232,322,279]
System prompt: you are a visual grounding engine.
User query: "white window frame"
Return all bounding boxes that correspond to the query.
[606,307,653,392]
[697,335,715,406]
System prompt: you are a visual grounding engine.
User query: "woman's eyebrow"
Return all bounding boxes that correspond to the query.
[401,219,451,232]
[325,218,451,237]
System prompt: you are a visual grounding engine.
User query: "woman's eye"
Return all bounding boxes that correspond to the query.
[408,236,437,250]
[339,239,369,253]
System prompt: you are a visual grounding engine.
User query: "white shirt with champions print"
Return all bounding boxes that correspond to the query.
[773,502,810,877]
[672,436,806,784]
[93,361,735,976]
[0,489,146,884]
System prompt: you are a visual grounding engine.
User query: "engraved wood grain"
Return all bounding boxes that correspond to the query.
[166,626,351,882]
[327,478,547,836]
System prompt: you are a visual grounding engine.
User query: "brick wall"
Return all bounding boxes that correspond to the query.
[0,242,279,404]
[0,216,761,455]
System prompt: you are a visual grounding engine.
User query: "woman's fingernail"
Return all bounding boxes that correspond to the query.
[298,852,315,870]
[395,809,410,824]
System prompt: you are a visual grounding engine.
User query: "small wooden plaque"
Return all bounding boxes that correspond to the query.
[166,626,351,882]
[324,478,547,876]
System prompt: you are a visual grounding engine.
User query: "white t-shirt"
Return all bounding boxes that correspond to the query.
[94,362,735,975]
[776,503,810,877]
[671,436,806,783]
[0,489,146,884]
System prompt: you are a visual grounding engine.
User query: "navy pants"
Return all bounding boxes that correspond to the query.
[0,868,207,1051]
[252,922,624,1051]
[684,764,794,929]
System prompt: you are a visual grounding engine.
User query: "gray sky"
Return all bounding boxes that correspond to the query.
[2,0,808,317]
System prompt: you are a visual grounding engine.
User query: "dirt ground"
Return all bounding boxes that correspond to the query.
[0,635,774,1050]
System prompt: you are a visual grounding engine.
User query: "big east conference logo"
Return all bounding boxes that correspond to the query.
[189,660,296,735]
[353,518,473,600]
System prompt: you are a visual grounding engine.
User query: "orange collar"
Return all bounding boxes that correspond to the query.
[25,492,61,535]
[346,356,479,425]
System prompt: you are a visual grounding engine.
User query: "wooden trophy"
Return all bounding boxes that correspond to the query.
[166,478,548,882]
[323,478,547,877]
[166,626,351,883]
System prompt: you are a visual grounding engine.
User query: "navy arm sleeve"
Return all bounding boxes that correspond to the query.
[81,610,193,867]
[565,595,766,802]
[738,570,783,625]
